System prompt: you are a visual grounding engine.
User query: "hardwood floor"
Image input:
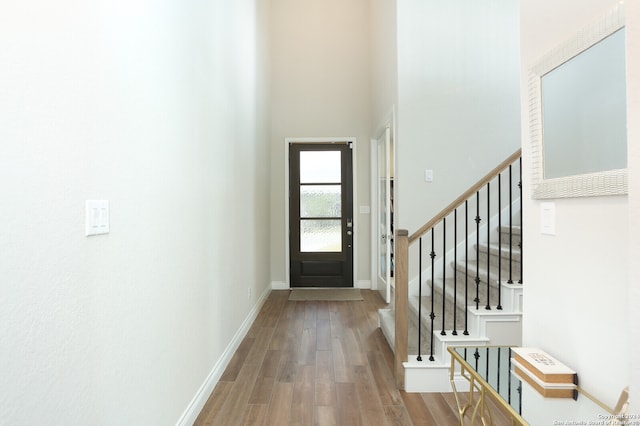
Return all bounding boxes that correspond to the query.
[193,290,506,425]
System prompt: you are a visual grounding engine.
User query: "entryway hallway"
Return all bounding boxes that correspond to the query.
[193,290,509,425]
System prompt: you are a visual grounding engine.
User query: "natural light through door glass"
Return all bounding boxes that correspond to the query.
[300,151,341,183]
[300,220,341,252]
[300,185,341,218]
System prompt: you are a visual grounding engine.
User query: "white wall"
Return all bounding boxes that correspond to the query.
[0,0,271,424]
[628,0,640,415]
[268,0,373,287]
[520,0,635,419]
[395,0,521,233]
[371,0,398,131]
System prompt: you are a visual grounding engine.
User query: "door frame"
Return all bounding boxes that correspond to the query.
[371,109,396,303]
[284,137,358,289]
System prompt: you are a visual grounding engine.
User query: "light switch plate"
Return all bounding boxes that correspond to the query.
[425,169,433,182]
[86,200,110,236]
[540,202,556,235]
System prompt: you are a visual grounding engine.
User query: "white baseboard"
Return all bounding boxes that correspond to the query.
[175,285,272,426]
[271,281,288,290]
[271,281,368,289]
[356,280,371,289]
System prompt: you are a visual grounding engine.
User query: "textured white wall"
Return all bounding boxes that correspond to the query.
[268,0,373,286]
[520,0,633,419]
[395,0,521,233]
[0,0,270,424]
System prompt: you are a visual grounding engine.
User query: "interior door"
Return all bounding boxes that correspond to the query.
[289,143,353,287]
[376,128,392,303]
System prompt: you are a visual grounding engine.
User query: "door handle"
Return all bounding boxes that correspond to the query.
[347,230,352,236]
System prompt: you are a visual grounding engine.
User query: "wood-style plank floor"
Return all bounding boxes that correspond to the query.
[194,290,508,425]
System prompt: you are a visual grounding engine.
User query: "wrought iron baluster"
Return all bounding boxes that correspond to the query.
[486,182,491,310]
[452,209,458,335]
[508,165,514,284]
[475,191,481,310]
[429,229,435,361]
[519,157,523,284]
[497,173,503,310]
[417,238,422,362]
[508,348,513,404]
[486,347,490,382]
[473,347,480,371]
[518,382,523,415]
[464,201,469,335]
[441,218,446,336]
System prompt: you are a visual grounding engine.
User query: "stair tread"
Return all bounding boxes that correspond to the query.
[478,242,522,258]
[499,225,521,235]
[453,259,520,279]
[427,275,517,312]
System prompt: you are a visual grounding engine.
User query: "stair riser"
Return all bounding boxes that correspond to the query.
[464,313,523,346]
[432,333,490,364]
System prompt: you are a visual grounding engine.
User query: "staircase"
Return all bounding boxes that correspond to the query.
[379,150,523,392]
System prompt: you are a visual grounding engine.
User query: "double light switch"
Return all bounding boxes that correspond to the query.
[86,200,110,236]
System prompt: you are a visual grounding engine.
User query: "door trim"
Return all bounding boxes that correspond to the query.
[284,137,358,289]
[371,108,396,303]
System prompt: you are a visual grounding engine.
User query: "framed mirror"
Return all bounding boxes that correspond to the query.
[529,4,627,199]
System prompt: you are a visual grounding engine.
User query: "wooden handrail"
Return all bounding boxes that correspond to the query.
[408,149,522,244]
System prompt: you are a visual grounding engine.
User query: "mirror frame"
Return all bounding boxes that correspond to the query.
[529,4,627,199]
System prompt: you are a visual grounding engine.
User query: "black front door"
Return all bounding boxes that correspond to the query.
[289,142,353,287]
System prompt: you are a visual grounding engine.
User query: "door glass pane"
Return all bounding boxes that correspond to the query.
[301,219,341,252]
[378,141,388,278]
[301,185,341,218]
[300,151,341,183]
[378,179,387,277]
